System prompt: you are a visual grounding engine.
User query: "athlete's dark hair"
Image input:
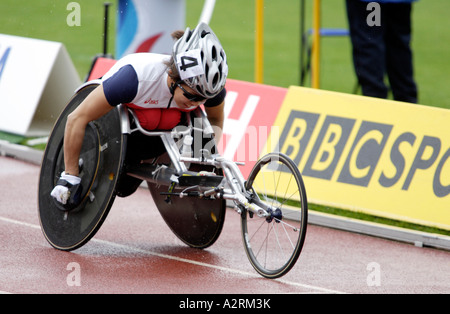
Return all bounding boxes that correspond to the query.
[164,30,185,82]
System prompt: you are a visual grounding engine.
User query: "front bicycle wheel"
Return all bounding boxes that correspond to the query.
[242,152,308,278]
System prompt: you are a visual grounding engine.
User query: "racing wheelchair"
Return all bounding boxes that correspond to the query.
[38,81,308,279]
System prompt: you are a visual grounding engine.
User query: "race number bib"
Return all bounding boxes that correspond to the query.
[176,49,204,80]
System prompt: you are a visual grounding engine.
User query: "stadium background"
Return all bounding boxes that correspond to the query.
[1,0,449,110]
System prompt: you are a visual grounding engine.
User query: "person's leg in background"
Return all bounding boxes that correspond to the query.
[384,2,418,103]
[346,0,388,99]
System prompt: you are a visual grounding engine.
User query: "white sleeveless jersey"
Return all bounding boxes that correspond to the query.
[101,53,181,110]
[101,52,225,110]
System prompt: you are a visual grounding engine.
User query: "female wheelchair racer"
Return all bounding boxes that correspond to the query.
[50,22,228,210]
[39,22,308,278]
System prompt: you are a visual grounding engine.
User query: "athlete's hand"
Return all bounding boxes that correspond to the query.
[50,172,82,208]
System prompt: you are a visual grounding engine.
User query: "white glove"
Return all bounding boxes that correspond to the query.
[50,172,81,205]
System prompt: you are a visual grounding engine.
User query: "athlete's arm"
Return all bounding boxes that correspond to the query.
[204,101,224,143]
[64,65,139,176]
[63,85,114,176]
[203,88,226,143]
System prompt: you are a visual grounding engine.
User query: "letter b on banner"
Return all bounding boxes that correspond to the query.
[303,116,355,180]
[279,110,319,165]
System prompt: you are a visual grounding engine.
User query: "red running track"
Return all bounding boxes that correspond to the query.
[0,156,449,294]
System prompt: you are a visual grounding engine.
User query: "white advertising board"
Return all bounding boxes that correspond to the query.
[0,34,81,136]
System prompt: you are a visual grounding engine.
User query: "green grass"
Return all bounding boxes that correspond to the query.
[1,0,449,234]
[2,1,448,109]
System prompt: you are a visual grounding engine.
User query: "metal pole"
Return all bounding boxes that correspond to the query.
[312,0,321,89]
[255,0,264,84]
[103,2,112,57]
[199,0,217,24]
[300,0,306,86]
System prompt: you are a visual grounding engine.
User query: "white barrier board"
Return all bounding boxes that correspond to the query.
[0,34,81,136]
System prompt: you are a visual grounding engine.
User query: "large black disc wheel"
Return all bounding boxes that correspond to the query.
[38,84,125,251]
[147,111,226,249]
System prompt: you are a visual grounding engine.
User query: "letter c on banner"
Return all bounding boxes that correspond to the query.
[338,121,392,187]
[349,130,384,179]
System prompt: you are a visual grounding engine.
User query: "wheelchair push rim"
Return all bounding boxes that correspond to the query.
[38,84,125,251]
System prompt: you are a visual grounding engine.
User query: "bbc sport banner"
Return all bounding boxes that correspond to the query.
[261,86,450,230]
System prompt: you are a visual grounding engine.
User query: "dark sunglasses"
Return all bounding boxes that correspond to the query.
[176,82,206,103]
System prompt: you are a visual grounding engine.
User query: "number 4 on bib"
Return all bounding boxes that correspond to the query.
[179,56,198,71]
[176,49,205,80]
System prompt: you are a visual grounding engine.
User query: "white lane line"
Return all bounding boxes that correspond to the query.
[0,216,345,294]
[0,216,41,230]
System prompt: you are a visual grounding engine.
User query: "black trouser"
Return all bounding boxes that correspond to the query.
[346,0,418,103]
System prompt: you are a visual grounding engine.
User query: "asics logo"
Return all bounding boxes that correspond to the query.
[144,98,159,105]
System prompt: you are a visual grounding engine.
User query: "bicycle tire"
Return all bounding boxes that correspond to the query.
[38,84,126,251]
[241,152,308,278]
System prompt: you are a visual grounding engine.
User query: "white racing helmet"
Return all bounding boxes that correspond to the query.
[172,22,228,99]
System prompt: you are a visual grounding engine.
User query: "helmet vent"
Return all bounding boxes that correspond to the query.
[211,46,217,61]
[185,30,193,42]
[212,73,219,86]
[205,64,210,80]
